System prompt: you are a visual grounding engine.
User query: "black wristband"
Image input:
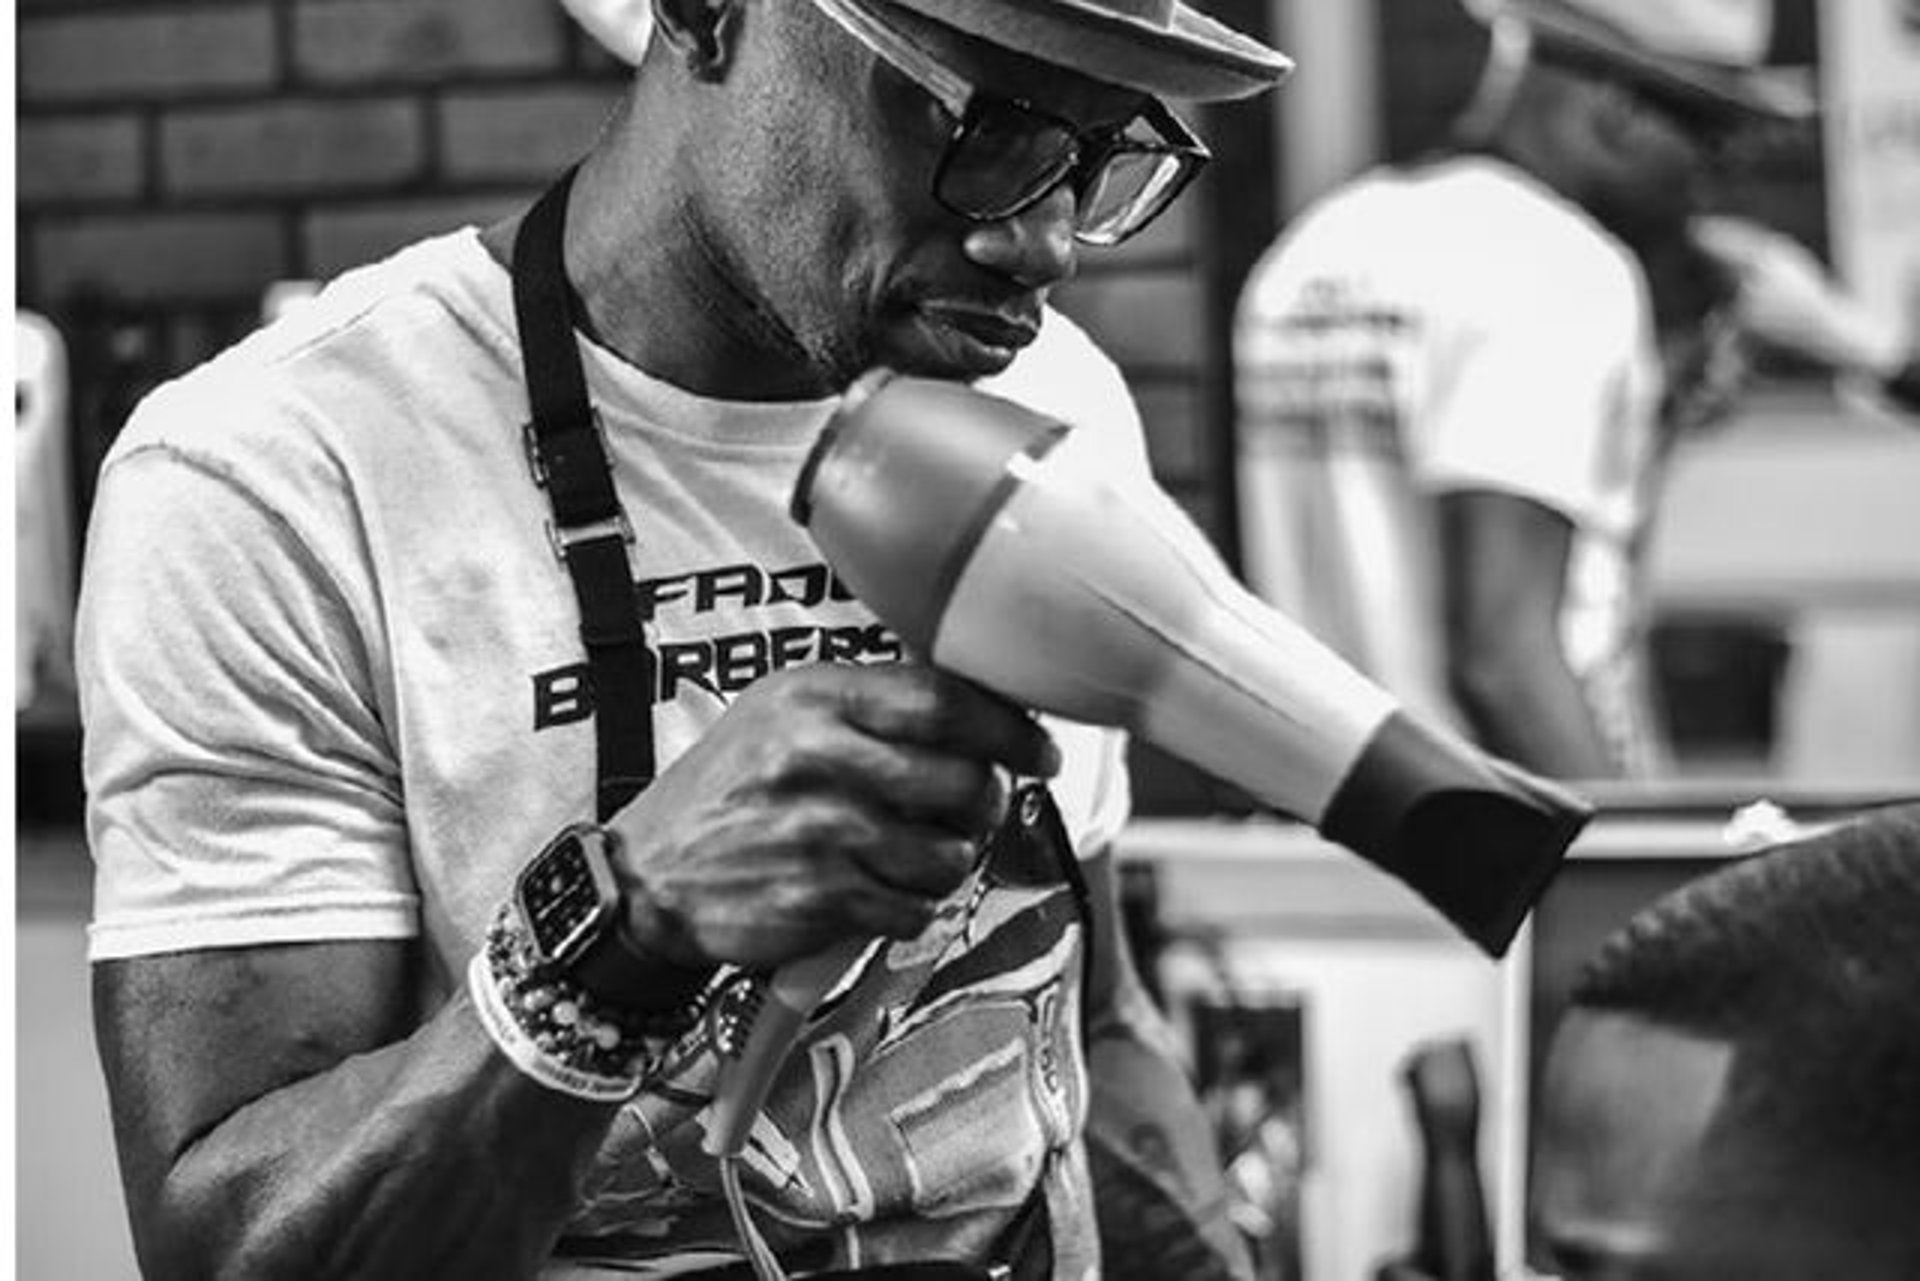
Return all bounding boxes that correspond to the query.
[573,903,716,1018]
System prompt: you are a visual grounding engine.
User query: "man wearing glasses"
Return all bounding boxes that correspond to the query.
[78,1,1288,1278]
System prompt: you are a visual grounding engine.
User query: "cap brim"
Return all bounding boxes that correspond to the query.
[879,0,1294,101]
[1516,3,1815,121]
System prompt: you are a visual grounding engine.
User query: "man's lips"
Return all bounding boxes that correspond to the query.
[916,302,1042,353]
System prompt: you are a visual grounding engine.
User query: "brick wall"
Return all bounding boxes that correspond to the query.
[17,0,629,308]
[16,0,634,521]
[17,0,1243,539]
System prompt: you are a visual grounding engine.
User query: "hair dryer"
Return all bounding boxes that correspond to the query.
[703,372,1588,1278]
[792,370,1591,959]
[702,940,877,1281]
[704,940,877,1161]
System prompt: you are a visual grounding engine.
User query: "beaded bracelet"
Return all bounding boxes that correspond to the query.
[469,900,711,1102]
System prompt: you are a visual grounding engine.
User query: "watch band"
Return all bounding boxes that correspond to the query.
[513,821,715,1021]
[572,902,716,1018]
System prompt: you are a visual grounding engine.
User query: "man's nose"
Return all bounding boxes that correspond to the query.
[961,182,1079,289]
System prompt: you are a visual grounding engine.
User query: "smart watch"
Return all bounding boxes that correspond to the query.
[514,822,712,1013]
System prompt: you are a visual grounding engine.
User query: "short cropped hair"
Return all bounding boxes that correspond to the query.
[1571,802,1920,1177]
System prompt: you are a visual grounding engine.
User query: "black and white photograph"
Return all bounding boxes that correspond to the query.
[13,0,1920,1277]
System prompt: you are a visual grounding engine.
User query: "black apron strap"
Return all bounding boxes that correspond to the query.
[511,166,657,819]
[515,175,1079,1281]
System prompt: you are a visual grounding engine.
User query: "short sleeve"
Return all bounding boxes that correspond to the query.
[1418,271,1641,528]
[79,440,417,960]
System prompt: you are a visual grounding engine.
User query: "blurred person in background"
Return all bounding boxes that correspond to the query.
[74,0,1292,1276]
[1526,800,1920,1278]
[1690,211,1920,410]
[1234,0,1915,780]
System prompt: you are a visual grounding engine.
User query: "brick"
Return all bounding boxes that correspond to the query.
[303,195,527,277]
[439,87,624,183]
[33,212,288,304]
[19,9,277,104]
[1054,271,1206,371]
[17,115,146,203]
[161,100,425,197]
[294,0,566,85]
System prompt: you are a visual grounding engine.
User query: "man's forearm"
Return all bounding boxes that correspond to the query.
[135,989,620,1281]
[1451,648,1619,779]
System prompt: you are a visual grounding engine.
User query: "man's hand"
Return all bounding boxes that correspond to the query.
[609,662,1060,969]
[1691,215,1906,379]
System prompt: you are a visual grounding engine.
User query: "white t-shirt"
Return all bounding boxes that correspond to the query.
[77,227,1147,1275]
[1235,155,1665,770]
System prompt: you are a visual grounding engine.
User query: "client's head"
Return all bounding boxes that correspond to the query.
[1530,802,1920,1280]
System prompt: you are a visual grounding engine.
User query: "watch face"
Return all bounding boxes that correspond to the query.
[518,828,615,964]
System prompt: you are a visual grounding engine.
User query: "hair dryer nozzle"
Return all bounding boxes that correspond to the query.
[1322,712,1591,956]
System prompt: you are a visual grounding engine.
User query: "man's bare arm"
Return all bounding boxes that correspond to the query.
[1439,489,1621,779]
[94,940,615,1281]
[93,664,1054,1281]
[1079,849,1254,1280]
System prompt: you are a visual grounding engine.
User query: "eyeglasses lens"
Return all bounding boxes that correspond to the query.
[939,101,1080,221]
[1075,148,1185,245]
[940,101,1191,244]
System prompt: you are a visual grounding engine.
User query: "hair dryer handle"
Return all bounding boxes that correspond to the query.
[704,939,873,1158]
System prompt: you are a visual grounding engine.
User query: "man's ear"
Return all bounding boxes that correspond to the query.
[652,0,744,81]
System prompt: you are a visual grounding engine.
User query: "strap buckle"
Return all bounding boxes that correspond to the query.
[546,511,634,561]
[522,409,614,488]
[522,420,550,486]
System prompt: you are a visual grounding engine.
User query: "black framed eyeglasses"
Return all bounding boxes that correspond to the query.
[812,0,1212,246]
